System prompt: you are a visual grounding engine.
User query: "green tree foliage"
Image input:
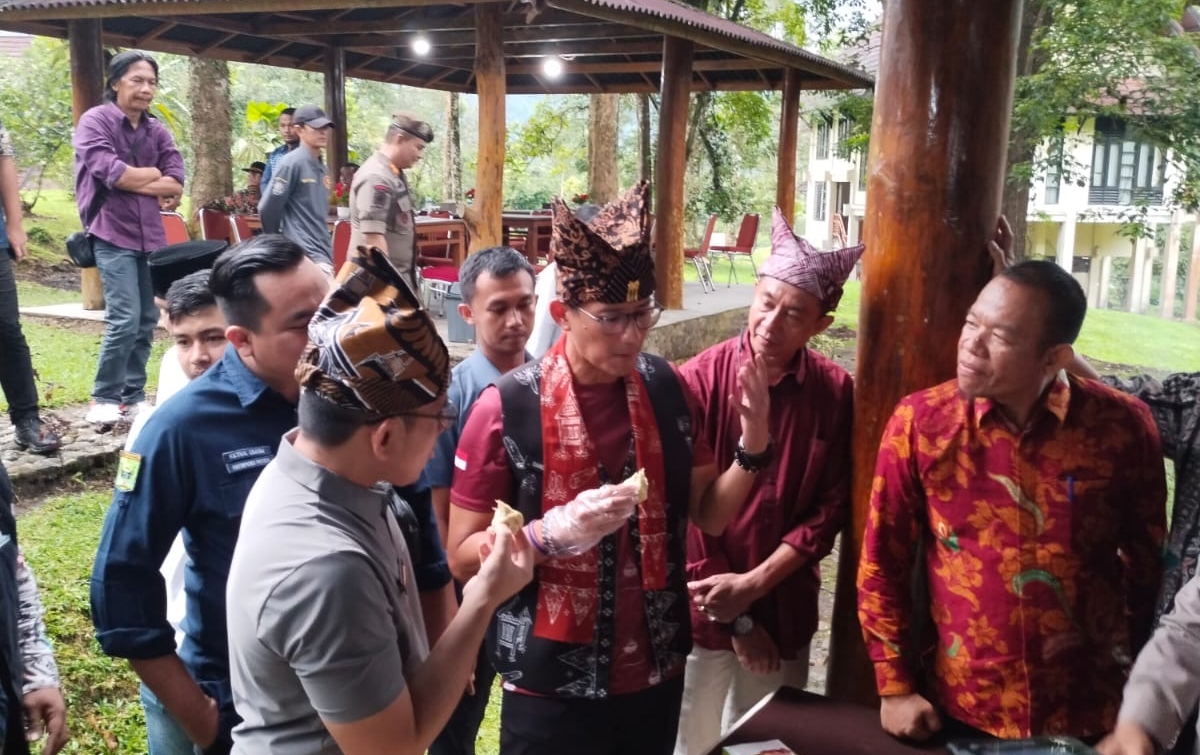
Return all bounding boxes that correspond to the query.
[0,38,73,211]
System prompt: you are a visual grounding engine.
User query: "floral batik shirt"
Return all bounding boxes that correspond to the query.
[858,374,1166,739]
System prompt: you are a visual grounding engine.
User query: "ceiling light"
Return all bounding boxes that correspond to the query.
[412,36,431,56]
[542,56,564,78]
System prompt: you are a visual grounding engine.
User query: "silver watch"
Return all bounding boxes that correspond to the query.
[732,614,755,637]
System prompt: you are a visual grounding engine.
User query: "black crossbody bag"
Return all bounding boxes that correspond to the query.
[65,125,150,268]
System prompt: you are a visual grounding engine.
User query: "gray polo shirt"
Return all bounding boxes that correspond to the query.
[227,433,428,755]
[258,147,333,264]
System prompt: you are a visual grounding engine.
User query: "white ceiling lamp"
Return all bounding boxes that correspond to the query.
[412,36,432,56]
[542,56,564,78]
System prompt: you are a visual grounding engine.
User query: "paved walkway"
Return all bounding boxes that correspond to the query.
[2,404,130,488]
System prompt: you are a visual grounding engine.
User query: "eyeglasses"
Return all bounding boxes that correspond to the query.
[572,305,663,335]
[394,403,459,431]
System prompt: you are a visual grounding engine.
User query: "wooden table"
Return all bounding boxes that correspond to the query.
[416,217,469,268]
[709,688,949,755]
[502,212,553,265]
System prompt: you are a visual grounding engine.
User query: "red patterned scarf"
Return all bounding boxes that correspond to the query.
[535,336,668,644]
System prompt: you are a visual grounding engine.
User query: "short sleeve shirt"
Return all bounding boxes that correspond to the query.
[228,435,429,755]
[0,120,13,243]
[349,151,416,279]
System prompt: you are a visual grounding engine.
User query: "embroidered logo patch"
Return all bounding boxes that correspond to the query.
[222,446,274,474]
[271,177,287,196]
[115,450,142,492]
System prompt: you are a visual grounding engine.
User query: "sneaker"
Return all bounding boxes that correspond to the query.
[13,418,60,455]
[85,402,123,425]
[121,401,153,419]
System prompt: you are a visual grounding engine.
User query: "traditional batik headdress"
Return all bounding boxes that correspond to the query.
[761,206,865,312]
[295,246,449,418]
[552,180,655,305]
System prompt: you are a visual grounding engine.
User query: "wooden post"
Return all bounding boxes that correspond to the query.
[776,68,801,225]
[826,0,1025,704]
[654,36,693,310]
[1185,214,1200,321]
[463,3,505,252]
[324,46,349,177]
[69,19,105,311]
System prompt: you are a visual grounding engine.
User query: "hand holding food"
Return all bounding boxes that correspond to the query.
[491,500,525,535]
[540,482,639,556]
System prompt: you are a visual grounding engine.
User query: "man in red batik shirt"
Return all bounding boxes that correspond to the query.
[858,259,1166,743]
[673,208,861,755]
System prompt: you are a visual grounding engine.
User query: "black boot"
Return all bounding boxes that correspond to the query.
[13,418,60,455]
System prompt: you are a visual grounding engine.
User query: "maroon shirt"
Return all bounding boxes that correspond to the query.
[679,335,852,659]
[73,102,185,252]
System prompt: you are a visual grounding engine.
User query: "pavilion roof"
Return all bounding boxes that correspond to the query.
[0,0,873,94]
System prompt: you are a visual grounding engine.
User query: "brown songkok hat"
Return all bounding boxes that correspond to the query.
[552,180,654,306]
[295,246,449,418]
[762,206,864,312]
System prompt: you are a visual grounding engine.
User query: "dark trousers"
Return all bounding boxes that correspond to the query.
[500,675,684,755]
[428,640,497,755]
[0,249,39,424]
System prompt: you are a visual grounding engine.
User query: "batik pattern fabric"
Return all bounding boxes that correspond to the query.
[762,206,864,311]
[858,374,1167,739]
[1103,372,1200,625]
[551,180,654,305]
[16,549,59,694]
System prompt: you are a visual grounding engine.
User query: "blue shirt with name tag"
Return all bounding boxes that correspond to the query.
[90,344,297,733]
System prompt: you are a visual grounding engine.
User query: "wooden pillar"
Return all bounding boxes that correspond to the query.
[69,19,105,311]
[463,3,505,252]
[775,68,801,225]
[654,36,693,310]
[1161,210,1182,319]
[1184,215,1200,321]
[826,0,1025,704]
[323,47,348,176]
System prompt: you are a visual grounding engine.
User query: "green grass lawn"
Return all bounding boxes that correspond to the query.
[18,489,148,754]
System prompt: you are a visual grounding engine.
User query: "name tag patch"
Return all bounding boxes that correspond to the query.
[115,450,142,492]
[223,446,273,474]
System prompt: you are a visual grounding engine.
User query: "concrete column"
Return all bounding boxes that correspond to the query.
[1185,215,1200,321]
[1141,236,1155,313]
[1055,213,1076,273]
[1161,210,1182,319]
[1086,257,1102,308]
[1097,255,1113,310]
[1129,239,1146,314]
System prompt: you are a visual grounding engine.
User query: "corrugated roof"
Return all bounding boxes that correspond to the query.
[0,0,872,95]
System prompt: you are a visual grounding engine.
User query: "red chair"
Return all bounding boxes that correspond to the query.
[160,212,190,245]
[230,215,254,244]
[198,207,233,244]
[683,213,718,293]
[331,219,351,274]
[711,212,761,286]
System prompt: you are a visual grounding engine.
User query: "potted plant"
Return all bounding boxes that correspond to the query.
[333,181,350,219]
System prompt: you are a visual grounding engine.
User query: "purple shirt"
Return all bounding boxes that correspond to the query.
[678,334,853,659]
[73,102,184,252]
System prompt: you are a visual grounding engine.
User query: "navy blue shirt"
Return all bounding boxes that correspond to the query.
[90,345,296,724]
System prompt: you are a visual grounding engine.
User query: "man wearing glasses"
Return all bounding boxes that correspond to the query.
[673,208,863,755]
[447,181,771,755]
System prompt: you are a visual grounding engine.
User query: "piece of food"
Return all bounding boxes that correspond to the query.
[627,468,649,502]
[492,499,524,535]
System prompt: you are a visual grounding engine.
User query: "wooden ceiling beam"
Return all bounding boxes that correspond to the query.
[253,40,295,64]
[198,32,238,55]
[134,20,174,46]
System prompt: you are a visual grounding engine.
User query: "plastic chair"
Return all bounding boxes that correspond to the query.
[420,265,459,316]
[197,207,233,244]
[683,213,718,293]
[160,212,190,245]
[331,219,352,274]
[230,215,254,244]
[711,212,760,286]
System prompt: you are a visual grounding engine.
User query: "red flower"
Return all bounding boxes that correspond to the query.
[466,187,476,199]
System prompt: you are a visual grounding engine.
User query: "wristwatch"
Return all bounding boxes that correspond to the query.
[731,614,755,637]
[734,435,773,473]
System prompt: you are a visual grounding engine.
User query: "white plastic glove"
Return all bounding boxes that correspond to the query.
[540,482,639,556]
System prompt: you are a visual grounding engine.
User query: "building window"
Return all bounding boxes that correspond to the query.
[1089,116,1165,205]
[1045,132,1063,205]
[812,181,827,221]
[816,118,831,160]
[836,116,852,150]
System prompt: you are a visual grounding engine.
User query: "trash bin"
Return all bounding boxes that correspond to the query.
[445,283,475,343]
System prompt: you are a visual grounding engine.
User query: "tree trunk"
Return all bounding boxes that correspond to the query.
[637,94,652,183]
[1000,0,1051,259]
[588,94,620,203]
[187,58,232,225]
[443,91,462,201]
